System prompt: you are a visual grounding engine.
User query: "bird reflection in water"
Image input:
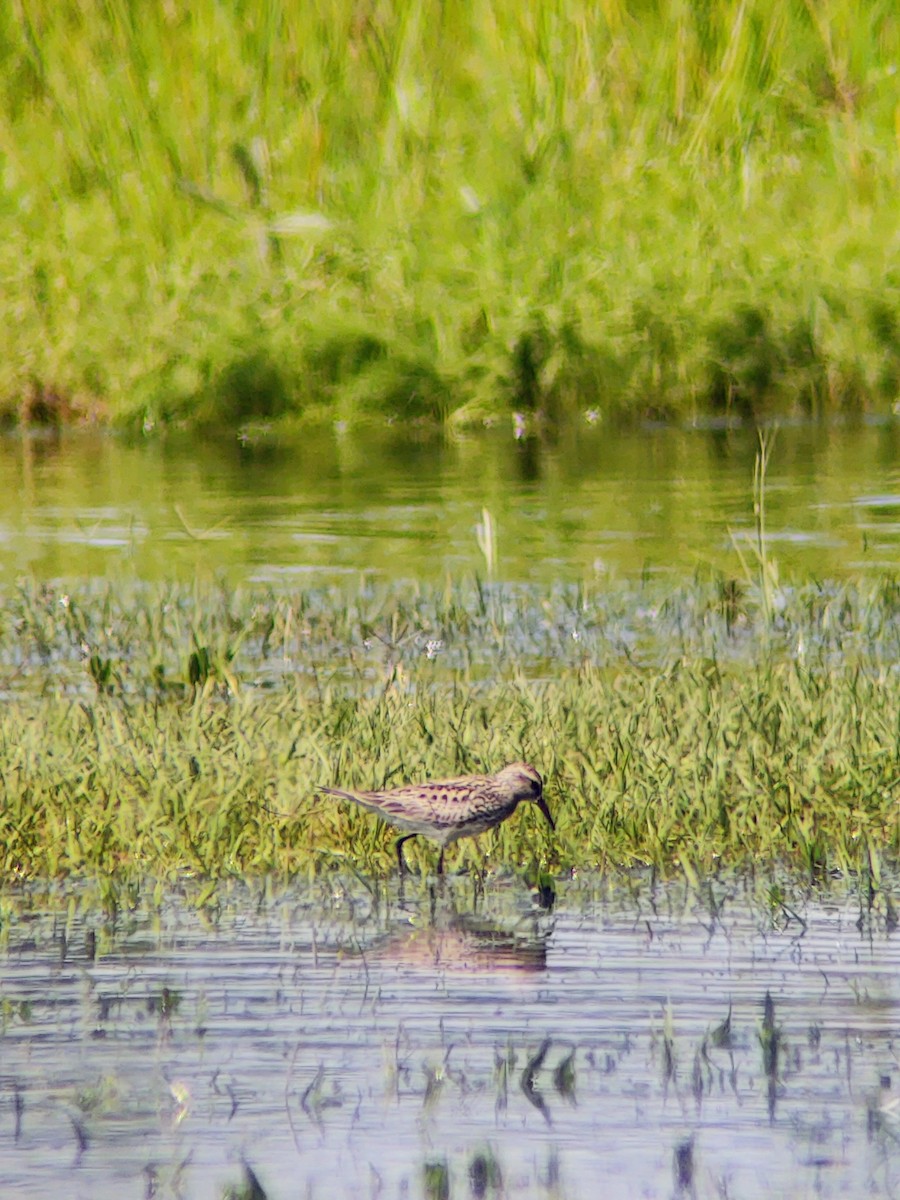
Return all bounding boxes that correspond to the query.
[357,896,552,976]
[337,871,555,976]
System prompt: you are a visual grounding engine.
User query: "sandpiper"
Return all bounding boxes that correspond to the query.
[318,761,554,875]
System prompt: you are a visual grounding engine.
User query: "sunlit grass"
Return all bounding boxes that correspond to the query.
[1,1,897,428]
[0,575,897,886]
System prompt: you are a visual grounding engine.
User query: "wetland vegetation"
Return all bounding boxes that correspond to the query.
[2,6,899,1192]
[2,572,898,892]
[2,1,898,431]
[1,422,897,895]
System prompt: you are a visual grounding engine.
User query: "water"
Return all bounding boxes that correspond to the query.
[1,877,898,1200]
[2,419,899,585]
[3,424,898,1198]
[4,418,898,691]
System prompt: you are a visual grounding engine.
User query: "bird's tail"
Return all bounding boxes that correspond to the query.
[318,785,360,802]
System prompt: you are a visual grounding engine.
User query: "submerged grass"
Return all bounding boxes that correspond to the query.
[1,1,898,430]
[0,576,897,887]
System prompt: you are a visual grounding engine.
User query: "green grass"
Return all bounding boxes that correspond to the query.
[1,576,897,888]
[1,1,898,431]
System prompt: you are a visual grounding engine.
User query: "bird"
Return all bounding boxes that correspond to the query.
[318,761,554,875]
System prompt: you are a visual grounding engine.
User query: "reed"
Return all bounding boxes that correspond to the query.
[1,1,897,429]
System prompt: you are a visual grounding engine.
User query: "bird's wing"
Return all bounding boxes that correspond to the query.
[318,783,428,823]
[319,779,490,830]
[377,780,492,829]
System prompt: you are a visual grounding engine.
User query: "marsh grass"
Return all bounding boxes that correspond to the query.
[1,2,898,429]
[0,576,897,887]
[730,430,780,621]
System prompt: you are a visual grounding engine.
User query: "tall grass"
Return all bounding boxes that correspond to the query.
[1,1,898,429]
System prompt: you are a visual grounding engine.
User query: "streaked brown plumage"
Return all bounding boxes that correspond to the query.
[319,761,554,874]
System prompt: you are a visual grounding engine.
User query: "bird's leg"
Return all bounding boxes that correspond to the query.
[395,834,415,876]
[473,839,488,895]
[437,847,445,877]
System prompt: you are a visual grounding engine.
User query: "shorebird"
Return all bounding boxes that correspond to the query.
[318,761,554,875]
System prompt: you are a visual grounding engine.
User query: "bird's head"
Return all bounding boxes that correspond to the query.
[496,762,555,830]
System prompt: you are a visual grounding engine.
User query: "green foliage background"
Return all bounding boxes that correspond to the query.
[1,1,898,429]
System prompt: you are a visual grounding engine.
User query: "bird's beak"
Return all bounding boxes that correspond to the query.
[536,795,555,832]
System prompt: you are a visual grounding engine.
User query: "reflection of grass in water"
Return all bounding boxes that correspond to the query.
[0,576,898,887]
[3,870,893,1200]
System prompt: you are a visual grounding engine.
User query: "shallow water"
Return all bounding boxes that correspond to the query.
[2,419,900,585]
[1,876,898,1199]
[2,425,899,1197]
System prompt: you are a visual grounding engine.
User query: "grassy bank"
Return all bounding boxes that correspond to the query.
[1,577,897,889]
[1,1,898,432]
